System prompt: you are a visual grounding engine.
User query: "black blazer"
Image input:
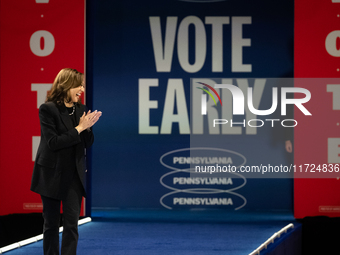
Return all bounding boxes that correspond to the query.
[31,101,94,199]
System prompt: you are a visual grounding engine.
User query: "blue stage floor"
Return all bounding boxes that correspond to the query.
[3,210,299,255]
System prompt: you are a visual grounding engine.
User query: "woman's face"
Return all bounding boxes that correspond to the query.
[68,83,85,103]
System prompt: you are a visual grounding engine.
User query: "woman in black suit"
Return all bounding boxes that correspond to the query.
[31,68,102,255]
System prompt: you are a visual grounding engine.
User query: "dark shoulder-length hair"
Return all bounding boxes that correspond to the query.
[46,68,84,105]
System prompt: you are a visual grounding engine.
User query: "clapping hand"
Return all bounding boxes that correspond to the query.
[76,110,102,133]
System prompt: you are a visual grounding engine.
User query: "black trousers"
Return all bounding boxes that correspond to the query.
[41,174,83,255]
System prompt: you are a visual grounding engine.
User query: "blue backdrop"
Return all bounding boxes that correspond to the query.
[87,0,294,211]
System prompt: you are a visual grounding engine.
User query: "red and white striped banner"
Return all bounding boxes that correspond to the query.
[0,0,85,215]
[294,0,340,218]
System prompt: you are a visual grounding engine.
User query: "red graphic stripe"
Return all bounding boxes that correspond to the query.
[197,82,222,106]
